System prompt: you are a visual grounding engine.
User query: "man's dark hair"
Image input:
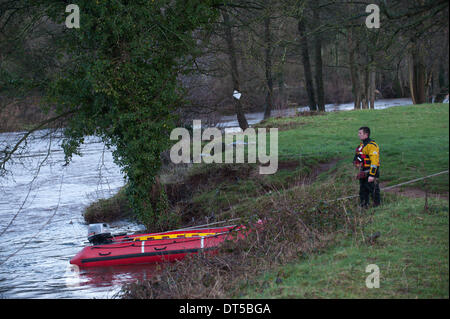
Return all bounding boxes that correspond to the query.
[359,126,371,137]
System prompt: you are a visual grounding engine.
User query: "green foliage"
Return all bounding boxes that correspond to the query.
[45,0,219,230]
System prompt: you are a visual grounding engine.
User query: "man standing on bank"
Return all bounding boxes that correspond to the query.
[353,127,381,208]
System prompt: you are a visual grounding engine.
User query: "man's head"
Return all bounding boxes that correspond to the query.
[358,127,370,141]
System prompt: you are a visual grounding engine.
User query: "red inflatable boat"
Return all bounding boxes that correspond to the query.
[70,224,245,268]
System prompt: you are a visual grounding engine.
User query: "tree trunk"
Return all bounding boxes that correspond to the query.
[263,15,273,120]
[431,63,440,101]
[361,53,370,110]
[394,64,404,98]
[313,7,325,112]
[425,70,433,103]
[348,29,361,109]
[409,41,426,105]
[409,56,417,104]
[369,69,376,109]
[276,46,288,109]
[368,54,376,109]
[222,11,249,130]
[298,18,317,111]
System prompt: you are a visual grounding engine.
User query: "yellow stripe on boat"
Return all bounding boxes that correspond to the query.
[133,232,218,241]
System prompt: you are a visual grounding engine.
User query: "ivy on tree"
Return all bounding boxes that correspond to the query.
[46,0,219,231]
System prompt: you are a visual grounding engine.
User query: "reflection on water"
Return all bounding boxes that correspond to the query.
[0,98,413,298]
[66,263,160,292]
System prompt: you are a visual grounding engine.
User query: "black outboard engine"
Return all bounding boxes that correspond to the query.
[88,223,113,245]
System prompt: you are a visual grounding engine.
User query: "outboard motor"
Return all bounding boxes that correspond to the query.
[88,223,113,245]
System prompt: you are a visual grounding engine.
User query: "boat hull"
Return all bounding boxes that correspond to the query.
[70,225,241,268]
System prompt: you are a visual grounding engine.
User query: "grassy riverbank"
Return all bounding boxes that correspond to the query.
[242,195,449,298]
[99,103,448,299]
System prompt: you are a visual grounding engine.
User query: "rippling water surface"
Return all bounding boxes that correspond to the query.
[0,131,149,298]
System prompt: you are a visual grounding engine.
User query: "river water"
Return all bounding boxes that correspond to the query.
[217,98,414,131]
[0,98,413,298]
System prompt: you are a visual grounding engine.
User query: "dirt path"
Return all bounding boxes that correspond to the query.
[380,182,449,200]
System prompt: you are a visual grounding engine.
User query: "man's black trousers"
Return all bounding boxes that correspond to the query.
[359,176,381,207]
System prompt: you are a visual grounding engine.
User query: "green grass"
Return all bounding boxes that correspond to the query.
[83,186,133,223]
[241,196,449,298]
[118,103,448,299]
[185,160,317,219]
[234,104,449,299]
[92,103,448,225]
[257,104,449,193]
[179,103,449,299]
